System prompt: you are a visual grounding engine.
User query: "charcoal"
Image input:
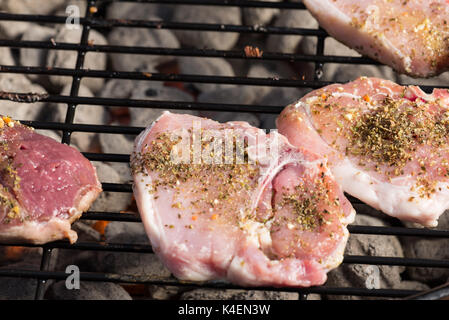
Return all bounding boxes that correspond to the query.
[53,221,102,272]
[20,25,57,83]
[0,74,47,121]
[172,5,241,50]
[0,263,39,300]
[49,84,108,151]
[34,129,62,142]
[256,87,306,130]
[398,72,449,86]
[178,57,236,93]
[402,211,449,283]
[267,10,318,54]
[90,162,132,213]
[129,85,196,127]
[107,19,179,72]
[180,289,299,300]
[197,86,260,127]
[325,214,405,300]
[97,222,171,278]
[106,2,175,21]
[46,28,108,93]
[46,281,132,300]
[99,130,135,155]
[242,1,280,26]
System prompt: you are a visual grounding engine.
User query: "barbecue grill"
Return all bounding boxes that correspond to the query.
[0,0,448,301]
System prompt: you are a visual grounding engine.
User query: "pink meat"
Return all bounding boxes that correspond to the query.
[131,112,355,287]
[302,0,449,78]
[277,77,449,227]
[0,119,102,244]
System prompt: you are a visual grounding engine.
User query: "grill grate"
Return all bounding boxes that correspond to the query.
[0,0,448,300]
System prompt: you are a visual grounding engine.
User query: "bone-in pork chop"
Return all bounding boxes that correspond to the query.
[0,117,102,244]
[131,112,355,287]
[277,77,449,227]
[302,0,449,78]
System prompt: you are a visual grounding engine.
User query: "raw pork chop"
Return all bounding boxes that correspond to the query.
[302,0,449,78]
[0,117,102,244]
[277,77,449,227]
[131,112,355,287]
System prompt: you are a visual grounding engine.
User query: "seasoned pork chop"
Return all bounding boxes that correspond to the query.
[302,0,449,78]
[131,112,355,287]
[0,117,102,244]
[277,77,449,227]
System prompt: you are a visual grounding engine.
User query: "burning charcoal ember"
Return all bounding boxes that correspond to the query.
[172,5,241,50]
[0,74,47,121]
[98,222,171,278]
[402,212,449,283]
[129,86,196,127]
[325,214,405,300]
[180,289,299,300]
[267,10,318,54]
[46,28,108,93]
[46,281,132,300]
[0,263,39,300]
[50,84,108,151]
[197,86,260,127]
[242,1,280,26]
[0,247,42,267]
[90,162,132,213]
[107,17,180,72]
[178,57,236,93]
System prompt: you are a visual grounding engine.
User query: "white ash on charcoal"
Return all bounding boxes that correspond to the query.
[401,211,449,283]
[197,86,260,127]
[325,214,407,300]
[297,37,396,82]
[49,84,108,151]
[398,72,449,86]
[0,0,66,39]
[46,281,132,300]
[129,85,197,127]
[97,222,171,279]
[106,2,175,22]
[171,5,241,51]
[0,263,39,300]
[147,285,184,300]
[90,162,132,213]
[46,27,108,93]
[178,57,236,93]
[242,0,280,26]
[34,129,62,142]
[107,16,180,72]
[256,86,307,130]
[266,9,318,54]
[99,129,135,155]
[20,25,57,83]
[0,73,47,121]
[180,289,299,300]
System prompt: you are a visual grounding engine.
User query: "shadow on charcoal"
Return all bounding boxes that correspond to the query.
[45,281,132,300]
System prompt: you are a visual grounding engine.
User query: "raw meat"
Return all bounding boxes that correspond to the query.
[277,77,449,227]
[302,0,449,78]
[131,112,355,287]
[0,117,102,244]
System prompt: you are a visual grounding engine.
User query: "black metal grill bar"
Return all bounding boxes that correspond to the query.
[0,12,325,36]
[0,268,418,298]
[104,0,307,9]
[0,39,379,64]
[20,121,143,135]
